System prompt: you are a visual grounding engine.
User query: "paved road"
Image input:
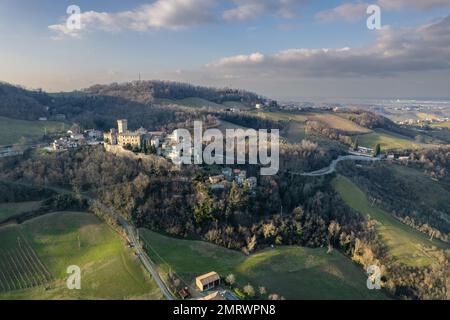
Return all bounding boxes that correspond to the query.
[93,200,175,300]
[288,154,381,177]
[0,179,175,300]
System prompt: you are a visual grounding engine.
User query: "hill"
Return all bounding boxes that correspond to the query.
[84,80,263,106]
[0,81,265,131]
[0,212,163,299]
[0,82,51,120]
[140,229,388,300]
[332,175,449,267]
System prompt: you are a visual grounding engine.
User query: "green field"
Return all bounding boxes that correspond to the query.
[283,122,307,143]
[431,121,450,129]
[140,229,388,300]
[309,113,371,134]
[254,111,308,122]
[0,201,41,222]
[0,212,163,300]
[155,97,226,110]
[356,129,428,150]
[332,175,449,267]
[255,111,369,133]
[222,101,251,110]
[0,117,66,146]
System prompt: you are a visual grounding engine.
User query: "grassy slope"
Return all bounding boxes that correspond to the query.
[155,97,226,110]
[0,201,41,221]
[308,114,371,134]
[0,116,66,146]
[356,129,429,150]
[431,121,450,129]
[0,212,162,300]
[140,229,388,300]
[222,101,251,110]
[332,175,449,267]
[254,111,443,150]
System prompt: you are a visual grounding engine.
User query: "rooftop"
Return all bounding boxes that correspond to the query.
[196,271,220,285]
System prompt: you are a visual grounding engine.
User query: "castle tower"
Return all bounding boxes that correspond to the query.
[117,119,128,134]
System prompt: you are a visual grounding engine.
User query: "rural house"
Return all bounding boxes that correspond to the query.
[195,272,220,292]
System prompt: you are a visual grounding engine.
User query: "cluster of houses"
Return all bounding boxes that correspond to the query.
[52,128,103,151]
[397,117,449,126]
[385,154,410,162]
[103,119,260,191]
[348,146,375,157]
[254,99,278,110]
[208,168,257,191]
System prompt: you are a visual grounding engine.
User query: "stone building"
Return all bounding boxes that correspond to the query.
[104,119,164,149]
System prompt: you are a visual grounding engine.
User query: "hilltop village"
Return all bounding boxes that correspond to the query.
[103,119,259,191]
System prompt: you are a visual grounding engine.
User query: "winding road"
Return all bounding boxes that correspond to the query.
[288,154,381,177]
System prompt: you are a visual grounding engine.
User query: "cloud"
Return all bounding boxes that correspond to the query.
[49,0,308,39]
[316,0,450,23]
[315,2,369,22]
[206,15,450,78]
[222,0,304,21]
[130,0,216,30]
[49,0,216,39]
[208,52,265,67]
[378,0,450,10]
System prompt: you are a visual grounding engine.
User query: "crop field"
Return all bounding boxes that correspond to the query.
[0,116,66,146]
[222,101,251,110]
[0,212,163,300]
[308,113,371,134]
[155,97,226,110]
[140,229,388,300]
[332,175,449,267]
[0,201,41,222]
[431,121,450,129]
[356,129,427,150]
[254,111,308,122]
[0,226,52,292]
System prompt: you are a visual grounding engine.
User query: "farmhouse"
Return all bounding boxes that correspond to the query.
[195,271,220,292]
[356,146,374,155]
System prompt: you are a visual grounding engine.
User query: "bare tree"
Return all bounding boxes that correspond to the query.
[225,274,236,287]
[243,284,255,297]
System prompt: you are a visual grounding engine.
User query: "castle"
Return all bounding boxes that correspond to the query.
[104,119,163,149]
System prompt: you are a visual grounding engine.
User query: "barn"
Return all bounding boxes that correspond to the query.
[195,272,220,292]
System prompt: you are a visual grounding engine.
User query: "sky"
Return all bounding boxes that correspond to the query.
[0,0,450,100]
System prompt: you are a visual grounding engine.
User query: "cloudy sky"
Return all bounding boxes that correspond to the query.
[1,0,450,100]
